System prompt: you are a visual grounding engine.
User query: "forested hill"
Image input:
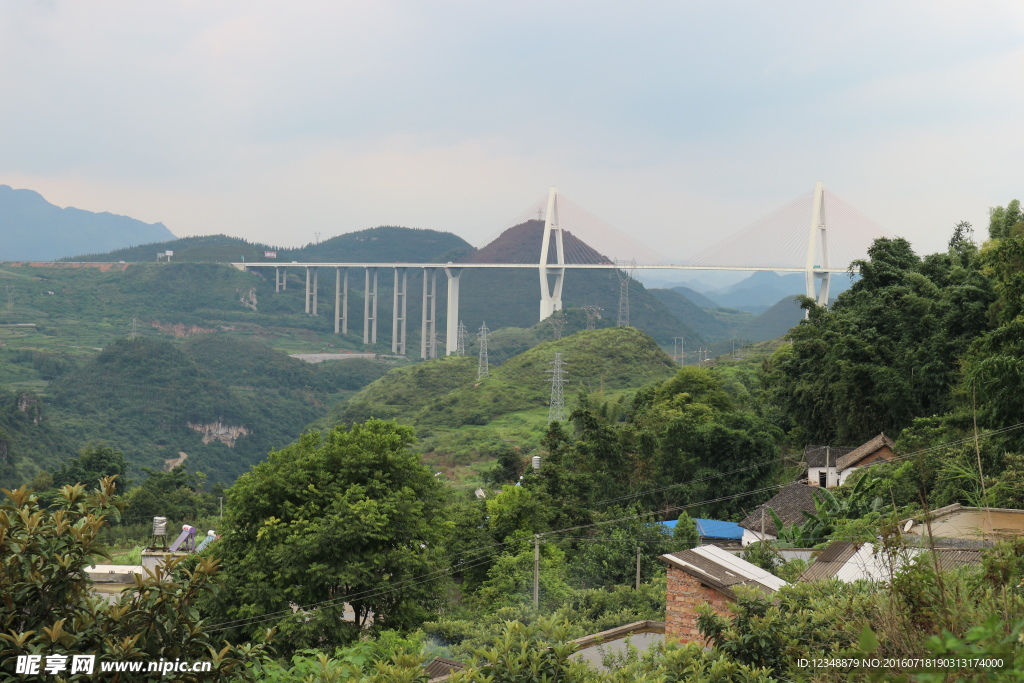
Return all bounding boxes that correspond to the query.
[0,185,175,261]
[0,336,389,488]
[336,327,677,428]
[65,226,473,264]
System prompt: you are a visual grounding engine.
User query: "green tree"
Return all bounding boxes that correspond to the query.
[0,479,266,681]
[673,512,699,550]
[207,420,448,651]
[761,235,994,444]
[51,444,126,489]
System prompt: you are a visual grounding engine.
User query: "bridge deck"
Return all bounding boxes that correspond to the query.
[230,262,855,273]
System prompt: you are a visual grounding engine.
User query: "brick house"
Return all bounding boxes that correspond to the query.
[659,545,787,643]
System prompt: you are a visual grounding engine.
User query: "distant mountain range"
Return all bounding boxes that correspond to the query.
[697,271,855,312]
[0,185,175,260]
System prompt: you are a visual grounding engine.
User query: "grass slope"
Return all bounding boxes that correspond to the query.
[337,327,677,430]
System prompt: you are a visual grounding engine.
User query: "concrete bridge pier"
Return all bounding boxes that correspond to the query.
[363,267,378,345]
[335,267,348,335]
[304,268,311,314]
[311,268,319,315]
[444,267,462,356]
[391,268,408,355]
[274,267,282,292]
[421,268,437,359]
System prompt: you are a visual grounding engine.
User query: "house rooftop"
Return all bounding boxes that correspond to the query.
[904,504,1024,541]
[803,445,855,468]
[659,544,788,598]
[694,518,744,541]
[798,540,985,583]
[739,482,819,537]
[835,433,895,471]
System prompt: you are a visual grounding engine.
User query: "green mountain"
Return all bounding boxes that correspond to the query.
[67,234,272,264]
[338,327,677,429]
[0,385,76,486]
[734,295,804,343]
[671,285,721,309]
[648,288,730,342]
[0,185,175,261]
[67,226,474,265]
[0,336,389,488]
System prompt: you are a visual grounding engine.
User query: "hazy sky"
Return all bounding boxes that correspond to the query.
[2,1,1023,259]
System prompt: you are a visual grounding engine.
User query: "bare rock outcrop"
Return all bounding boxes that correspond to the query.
[188,421,250,447]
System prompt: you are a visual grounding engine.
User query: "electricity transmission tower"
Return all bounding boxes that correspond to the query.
[547,352,567,422]
[549,314,565,340]
[582,304,602,330]
[615,259,636,327]
[477,322,490,380]
[5,286,13,313]
[456,320,468,356]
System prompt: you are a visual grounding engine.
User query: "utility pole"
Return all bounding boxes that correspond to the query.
[547,352,567,422]
[636,546,642,590]
[673,337,684,365]
[5,285,13,313]
[533,535,540,609]
[477,322,490,380]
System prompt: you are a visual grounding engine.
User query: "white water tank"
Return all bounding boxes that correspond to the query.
[532,456,541,471]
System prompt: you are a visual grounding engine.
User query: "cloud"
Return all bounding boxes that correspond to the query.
[1,1,1023,261]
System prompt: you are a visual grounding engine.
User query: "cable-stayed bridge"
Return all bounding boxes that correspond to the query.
[232,182,890,357]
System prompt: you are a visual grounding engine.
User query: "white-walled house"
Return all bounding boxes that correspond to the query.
[805,434,896,488]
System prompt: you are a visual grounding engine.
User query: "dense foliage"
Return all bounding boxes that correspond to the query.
[204,420,449,651]
[0,479,268,681]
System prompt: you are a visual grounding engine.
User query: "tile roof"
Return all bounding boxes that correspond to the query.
[739,483,819,536]
[835,433,895,471]
[798,540,985,583]
[425,657,464,680]
[659,544,788,598]
[803,445,855,468]
[797,541,860,582]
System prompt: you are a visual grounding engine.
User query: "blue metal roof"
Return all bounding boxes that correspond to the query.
[659,518,743,540]
[695,518,744,540]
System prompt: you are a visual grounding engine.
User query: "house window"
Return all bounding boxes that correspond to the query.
[818,471,828,487]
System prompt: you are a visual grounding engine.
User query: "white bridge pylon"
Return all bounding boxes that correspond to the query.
[538,187,565,320]
[805,180,830,307]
